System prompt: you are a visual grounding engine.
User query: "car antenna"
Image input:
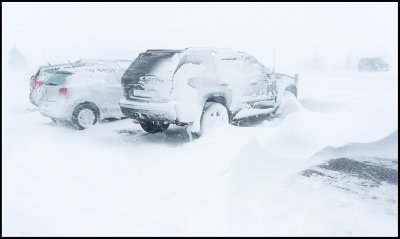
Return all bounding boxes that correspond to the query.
[67,59,75,68]
[273,37,277,76]
[44,56,51,66]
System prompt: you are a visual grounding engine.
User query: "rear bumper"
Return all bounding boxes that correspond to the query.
[39,100,71,120]
[29,89,42,106]
[119,98,177,122]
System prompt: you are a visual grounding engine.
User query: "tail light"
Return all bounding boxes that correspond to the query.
[59,88,69,98]
[33,77,43,89]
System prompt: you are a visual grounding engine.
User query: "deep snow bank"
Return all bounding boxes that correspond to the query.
[2,67,398,236]
[313,130,398,160]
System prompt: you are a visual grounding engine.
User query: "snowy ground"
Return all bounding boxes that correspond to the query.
[2,68,398,236]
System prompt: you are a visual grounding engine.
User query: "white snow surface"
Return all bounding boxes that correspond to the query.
[2,68,398,236]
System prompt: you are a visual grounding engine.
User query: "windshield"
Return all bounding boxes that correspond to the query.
[123,52,178,79]
[44,72,72,86]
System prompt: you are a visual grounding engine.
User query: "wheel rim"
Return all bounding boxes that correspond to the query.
[202,104,228,133]
[77,109,96,128]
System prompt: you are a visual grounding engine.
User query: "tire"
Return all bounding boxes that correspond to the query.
[139,120,170,134]
[71,104,99,130]
[199,102,229,136]
[285,86,297,98]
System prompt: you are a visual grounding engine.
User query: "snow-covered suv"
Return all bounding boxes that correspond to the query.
[120,48,298,135]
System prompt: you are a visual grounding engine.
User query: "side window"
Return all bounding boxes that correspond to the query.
[242,57,266,82]
[176,51,217,75]
[216,58,243,84]
[216,58,253,95]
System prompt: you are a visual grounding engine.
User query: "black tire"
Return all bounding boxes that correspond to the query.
[71,103,99,130]
[285,86,297,98]
[139,120,170,134]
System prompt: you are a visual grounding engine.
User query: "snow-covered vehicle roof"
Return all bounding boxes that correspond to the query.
[35,62,82,74]
[145,47,253,60]
[144,48,271,75]
[55,59,131,74]
[75,58,132,65]
[35,59,131,73]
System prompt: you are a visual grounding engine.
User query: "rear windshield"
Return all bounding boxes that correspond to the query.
[44,72,72,86]
[123,52,178,78]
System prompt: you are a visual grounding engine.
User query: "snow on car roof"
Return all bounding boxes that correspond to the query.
[146,49,182,53]
[145,48,237,57]
[76,58,131,64]
[184,48,254,59]
[56,61,127,74]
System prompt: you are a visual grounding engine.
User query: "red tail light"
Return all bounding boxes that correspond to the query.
[33,77,43,89]
[59,88,69,97]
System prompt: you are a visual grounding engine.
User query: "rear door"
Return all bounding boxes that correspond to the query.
[216,58,249,110]
[241,56,275,107]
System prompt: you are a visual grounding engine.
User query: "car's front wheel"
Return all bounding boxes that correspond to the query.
[139,120,170,134]
[72,104,99,130]
[199,102,229,136]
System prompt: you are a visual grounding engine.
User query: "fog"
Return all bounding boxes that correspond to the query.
[2,2,398,73]
[2,3,399,236]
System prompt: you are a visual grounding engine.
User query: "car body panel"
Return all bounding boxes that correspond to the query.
[120,48,297,132]
[39,61,130,122]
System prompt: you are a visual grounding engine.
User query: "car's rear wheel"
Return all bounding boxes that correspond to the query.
[285,85,297,98]
[139,120,170,134]
[199,102,229,136]
[72,104,98,130]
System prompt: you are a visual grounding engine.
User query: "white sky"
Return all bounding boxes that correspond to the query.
[2,2,398,72]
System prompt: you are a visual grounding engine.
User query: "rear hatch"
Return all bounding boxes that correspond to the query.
[31,65,69,91]
[41,71,72,102]
[121,50,181,102]
[30,69,40,91]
